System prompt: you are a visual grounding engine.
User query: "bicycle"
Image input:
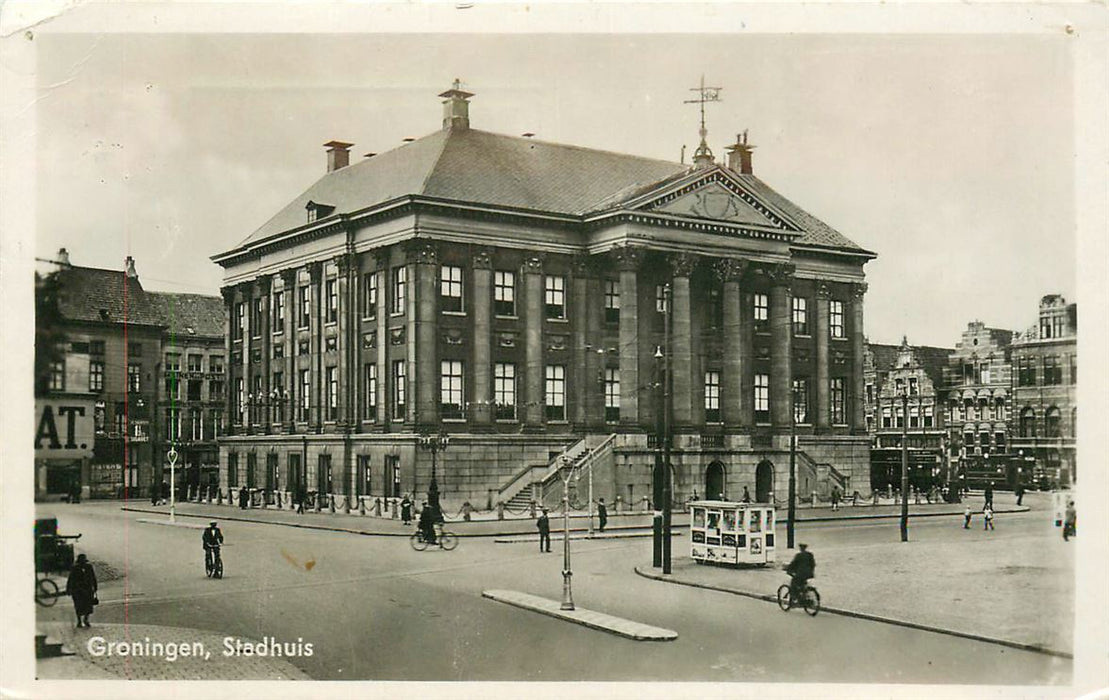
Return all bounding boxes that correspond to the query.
[777,577,820,616]
[205,546,224,579]
[410,527,458,551]
[35,575,61,607]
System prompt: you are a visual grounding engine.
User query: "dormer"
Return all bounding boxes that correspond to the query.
[305,200,336,223]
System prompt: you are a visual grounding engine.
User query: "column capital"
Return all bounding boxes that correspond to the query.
[472,247,494,270]
[334,251,357,275]
[404,239,439,265]
[571,254,599,278]
[255,277,272,295]
[713,257,749,283]
[220,286,236,304]
[668,252,698,278]
[765,262,795,288]
[611,245,644,272]
[280,268,298,288]
[852,282,869,300]
[816,282,833,300]
[371,247,390,269]
[521,254,545,275]
[308,261,324,283]
[238,280,255,298]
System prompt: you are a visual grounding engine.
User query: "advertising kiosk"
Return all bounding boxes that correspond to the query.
[689,500,776,566]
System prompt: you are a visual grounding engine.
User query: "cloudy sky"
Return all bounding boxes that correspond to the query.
[32,26,1076,347]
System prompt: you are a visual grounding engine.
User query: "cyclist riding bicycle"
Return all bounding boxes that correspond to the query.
[417,502,438,545]
[202,521,224,571]
[785,543,815,601]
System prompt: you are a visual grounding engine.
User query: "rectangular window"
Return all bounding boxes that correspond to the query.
[792,296,809,335]
[829,300,845,338]
[128,363,142,392]
[164,408,180,442]
[317,454,332,494]
[1070,354,1077,384]
[1043,356,1062,385]
[924,404,934,428]
[48,359,65,391]
[908,377,918,396]
[391,266,407,315]
[545,365,566,421]
[326,367,338,420]
[753,293,769,334]
[440,360,464,419]
[89,340,105,355]
[252,298,263,337]
[187,379,202,401]
[792,378,809,424]
[191,409,202,440]
[209,355,224,374]
[604,368,620,422]
[440,265,464,313]
[234,378,244,423]
[392,361,406,420]
[271,372,284,422]
[882,407,892,428]
[656,284,669,313]
[273,291,285,329]
[326,279,338,323]
[228,453,238,487]
[494,363,516,420]
[754,373,770,422]
[909,405,920,429]
[165,374,178,400]
[187,354,203,373]
[298,287,310,328]
[545,275,566,319]
[209,380,223,400]
[363,272,378,319]
[299,370,310,422]
[234,303,244,340]
[89,360,104,392]
[704,371,721,423]
[494,270,515,316]
[831,378,846,425]
[1052,314,1065,339]
[165,353,181,371]
[604,280,620,324]
[210,410,222,438]
[364,363,377,421]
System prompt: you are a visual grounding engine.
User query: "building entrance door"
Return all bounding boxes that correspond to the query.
[756,460,774,503]
[705,461,726,501]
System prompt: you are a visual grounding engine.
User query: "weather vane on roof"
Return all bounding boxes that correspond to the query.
[684,75,723,166]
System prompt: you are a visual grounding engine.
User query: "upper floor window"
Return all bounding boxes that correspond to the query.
[1045,406,1062,438]
[705,371,721,423]
[326,279,338,323]
[753,293,769,334]
[494,271,515,316]
[363,272,378,319]
[49,360,65,391]
[298,286,310,328]
[545,365,566,421]
[831,378,846,425]
[392,361,406,420]
[364,363,377,421]
[440,265,464,313]
[209,355,224,374]
[89,360,104,392]
[89,340,105,355]
[128,363,142,392]
[908,377,918,396]
[792,378,809,424]
[391,266,407,315]
[829,300,845,338]
[1043,355,1063,385]
[1070,354,1077,384]
[792,296,809,335]
[252,298,263,336]
[299,370,310,422]
[923,404,934,428]
[494,362,517,420]
[754,373,770,423]
[604,280,620,324]
[656,284,669,313]
[326,367,338,420]
[441,360,464,420]
[604,368,620,423]
[545,275,566,319]
[1019,407,1036,438]
[273,291,285,329]
[187,354,203,373]
[165,353,181,372]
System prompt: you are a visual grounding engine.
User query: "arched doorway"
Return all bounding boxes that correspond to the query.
[705,461,726,501]
[755,460,774,503]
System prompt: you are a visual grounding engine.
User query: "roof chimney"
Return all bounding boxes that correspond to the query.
[726,131,756,175]
[324,141,354,172]
[56,248,70,267]
[439,78,474,131]
[124,255,138,279]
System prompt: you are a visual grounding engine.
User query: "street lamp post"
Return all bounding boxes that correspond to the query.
[787,385,797,549]
[558,456,575,610]
[900,390,909,542]
[660,285,673,576]
[167,444,178,523]
[652,345,664,568]
[417,431,450,514]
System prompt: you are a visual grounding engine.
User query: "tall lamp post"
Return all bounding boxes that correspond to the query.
[558,456,576,610]
[652,345,664,568]
[787,384,797,549]
[417,431,450,514]
[659,284,673,576]
[167,444,178,523]
[899,389,909,542]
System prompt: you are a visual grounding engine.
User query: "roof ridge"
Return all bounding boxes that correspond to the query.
[466,128,682,167]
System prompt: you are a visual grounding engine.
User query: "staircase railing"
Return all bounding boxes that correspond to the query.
[540,433,617,506]
[497,437,587,505]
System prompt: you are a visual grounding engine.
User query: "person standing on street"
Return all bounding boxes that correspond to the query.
[597,498,608,532]
[1015,483,1025,506]
[963,504,972,529]
[983,504,995,531]
[830,486,841,512]
[537,507,551,553]
[984,481,994,510]
[401,495,413,525]
[66,553,98,628]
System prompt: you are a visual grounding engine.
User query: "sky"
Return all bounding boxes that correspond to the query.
[31,30,1077,348]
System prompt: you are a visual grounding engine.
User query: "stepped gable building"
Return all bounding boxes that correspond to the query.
[863,338,954,492]
[1010,294,1077,488]
[211,82,876,512]
[943,321,1015,488]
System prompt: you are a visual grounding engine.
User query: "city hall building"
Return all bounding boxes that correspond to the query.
[211,83,875,512]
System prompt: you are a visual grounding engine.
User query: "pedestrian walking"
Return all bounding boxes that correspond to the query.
[984,481,994,509]
[741,486,752,504]
[537,507,551,553]
[830,486,840,512]
[963,505,972,529]
[162,480,171,506]
[983,504,995,531]
[151,482,160,507]
[401,495,413,525]
[597,498,608,532]
[296,486,305,515]
[374,497,382,517]
[1015,483,1025,506]
[462,501,473,522]
[65,553,98,628]
[1063,500,1076,541]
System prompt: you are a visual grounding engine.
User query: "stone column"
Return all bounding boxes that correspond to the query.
[240,281,254,433]
[571,255,592,427]
[584,271,605,429]
[815,283,831,431]
[521,255,545,429]
[257,277,272,431]
[308,262,323,433]
[220,287,236,435]
[373,250,388,425]
[615,247,642,427]
[669,253,697,430]
[471,248,493,426]
[408,241,439,428]
[768,263,795,429]
[715,259,747,429]
[281,269,297,431]
[851,283,868,432]
[335,253,355,427]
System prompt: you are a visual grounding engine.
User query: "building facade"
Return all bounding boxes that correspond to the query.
[211,84,876,511]
[1009,295,1077,488]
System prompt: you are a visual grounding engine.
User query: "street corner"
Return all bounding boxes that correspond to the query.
[36,622,313,680]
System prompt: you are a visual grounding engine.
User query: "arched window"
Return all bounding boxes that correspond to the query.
[1045,406,1062,438]
[994,397,1006,422]
[1019,407,1036,438]
[964,398,975,421]
[978,398,990,420]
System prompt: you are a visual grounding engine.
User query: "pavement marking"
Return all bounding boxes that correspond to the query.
[482,589,678,641]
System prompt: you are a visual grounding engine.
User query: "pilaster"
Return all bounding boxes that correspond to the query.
[669,253,697,430]
[614,246,643,427]
[715,258,748,429]
[768,263,795,429]
[471,248,493,426]
[851,282,868,432]
[407,241,439,428]
[521,255,545,430]
[815,282,831,431]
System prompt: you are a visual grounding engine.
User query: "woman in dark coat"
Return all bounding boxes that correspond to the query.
[66,554,98,628]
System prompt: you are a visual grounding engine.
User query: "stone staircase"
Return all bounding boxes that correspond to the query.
[499,435,616,512]
[36,631,75,659]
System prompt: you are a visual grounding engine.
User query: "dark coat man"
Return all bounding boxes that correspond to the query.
[597,499,608,532]
[401,496,413,525]
[66,554,98,628]
[537,508,551,553]
[418,503,437,544]
[984,482,994,509]
[239,486,249,509]
[785,544,816,596]
[202,522,224,570]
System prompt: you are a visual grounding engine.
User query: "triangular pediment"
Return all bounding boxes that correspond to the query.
[634,169,801,232]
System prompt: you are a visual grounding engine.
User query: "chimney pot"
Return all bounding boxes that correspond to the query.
[438,79,474,131]
[125,256,138,279]
[56,248,70,267]
[726,131,756,175]
[324,140,354,172]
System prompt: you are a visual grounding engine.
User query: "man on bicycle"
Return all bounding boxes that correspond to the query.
[785,543,815,601]
[417,502,437,545]
[202,521,224,571]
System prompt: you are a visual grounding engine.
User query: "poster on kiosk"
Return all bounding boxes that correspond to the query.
[689,500,776,566]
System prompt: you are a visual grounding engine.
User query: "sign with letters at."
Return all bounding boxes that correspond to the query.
[34,399,95,458]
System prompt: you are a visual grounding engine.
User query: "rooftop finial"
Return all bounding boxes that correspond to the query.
[684,75,722,168]
[439,78,475,131]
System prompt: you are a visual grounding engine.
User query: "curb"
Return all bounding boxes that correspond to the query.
[482,589,677,641]
[122,507,412,537]
[633,566,1071,659]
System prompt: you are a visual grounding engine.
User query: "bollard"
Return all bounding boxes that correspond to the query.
[276,491,282,509]
[217,489,224,506]
[391,499,398,519]
[529,500,537,518]
[496,501,505,521]
[329,494,336,513]
[374,497,382,517]
[873,490,880,506]
[315,493,321,513]
[262,490,268,509]
[812,491,818,508]
[343,495,350,514]
[358,496,365,516]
